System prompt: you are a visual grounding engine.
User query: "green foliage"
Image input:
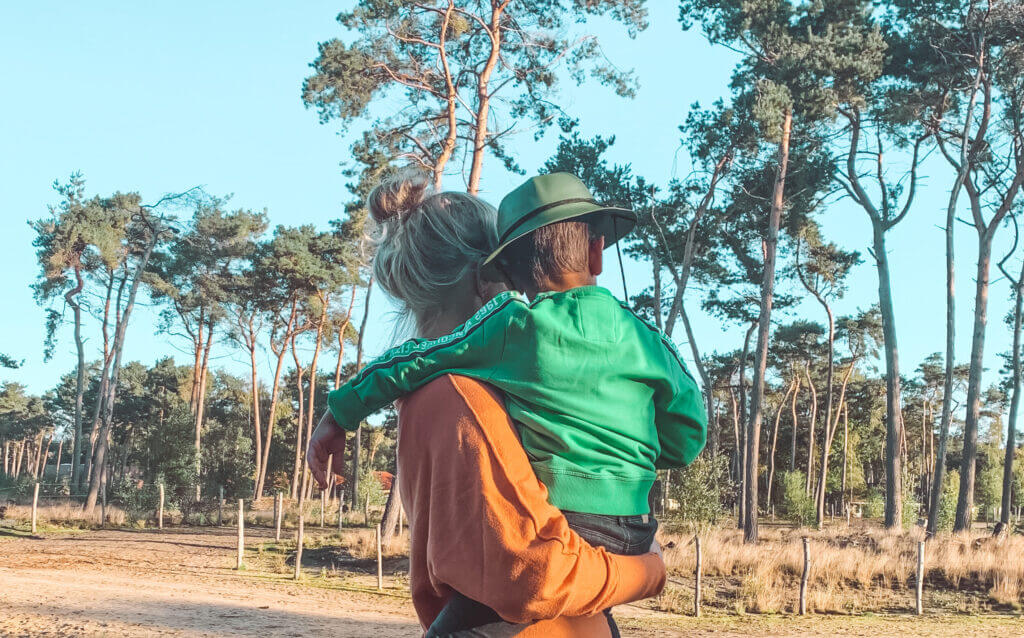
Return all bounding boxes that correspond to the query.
[864,487,885,519]
[356,466,387,513]
[111,476,158,526]
[902,482,921,529]
[303,1,647,184]
[975,461,1003,522]
[935,470,960,533]
[668,454,729,532]
[779,471,816,527]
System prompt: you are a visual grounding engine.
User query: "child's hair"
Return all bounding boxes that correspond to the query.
[497,220,596,290]
[367,169,498,332]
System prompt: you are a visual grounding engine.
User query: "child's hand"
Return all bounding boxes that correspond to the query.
[307,411,347,489]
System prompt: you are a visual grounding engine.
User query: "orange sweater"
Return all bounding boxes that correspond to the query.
[397,374,666,637]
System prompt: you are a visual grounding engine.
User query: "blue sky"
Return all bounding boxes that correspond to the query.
[1,2,1018,412]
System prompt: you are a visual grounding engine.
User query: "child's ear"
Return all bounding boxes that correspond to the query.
[589,235,605,277]
[475,265,508,303]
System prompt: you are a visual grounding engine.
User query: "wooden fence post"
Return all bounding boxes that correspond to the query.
[218,486,224,526]
[694,535,702,617]
[338,493,345,532]
[31,482,39,534]
[101,480,107,527]
[236,499,244,570]
[158,483,165,529]
[398,504,403,534]
[376,523,383,591]
[320,490,326,528]
[364,493,370,525]
[274,492,282,541]
[294,514,304,580]
[915,541,924,615]
[799,538,810,615]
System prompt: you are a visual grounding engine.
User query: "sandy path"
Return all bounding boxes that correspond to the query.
[0,527,419,638]
[1,527,1021,637]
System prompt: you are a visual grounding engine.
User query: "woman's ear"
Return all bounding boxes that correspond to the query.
[588,235,605,277]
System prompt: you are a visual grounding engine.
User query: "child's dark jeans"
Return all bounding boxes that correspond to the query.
[424,512,658,638]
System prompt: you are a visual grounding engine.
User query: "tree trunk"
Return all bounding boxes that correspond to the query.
[85,225,161,513]
[465,3,508,194]
[681,305,714,429]
[67,267,86,491]
[841,402,849,514]
[351,278,374,505]
[804,364,818,495]
[737,323,755,529]
[790,376,801,471]
[380,470,402,545]
[927,162,964,538]
[767,378,795,509]
[872,219,905,529]
[83,270,121,492]
[955,233,994,532]
[194,319,215,499]
[744,108,791,544]
[1000,262,1023,527]
[290,334,306,500]
[255,300,298,498]
[816,361,856,527]
[245,314,263,494]
[301,301,328,502]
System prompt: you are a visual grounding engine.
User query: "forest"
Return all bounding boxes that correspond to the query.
[2,0,1024,554]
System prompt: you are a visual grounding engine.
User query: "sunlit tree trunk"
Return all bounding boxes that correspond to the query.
[745,108,791,544]
[1000,261,1023,527]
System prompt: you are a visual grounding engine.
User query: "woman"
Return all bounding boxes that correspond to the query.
[308,171,665,636]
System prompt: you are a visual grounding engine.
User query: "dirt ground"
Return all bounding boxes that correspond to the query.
[0,526,1021,637]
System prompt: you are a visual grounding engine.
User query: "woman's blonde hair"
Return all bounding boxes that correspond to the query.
[367,169,498,334]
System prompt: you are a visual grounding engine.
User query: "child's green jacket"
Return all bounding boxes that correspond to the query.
[327,286,707,516]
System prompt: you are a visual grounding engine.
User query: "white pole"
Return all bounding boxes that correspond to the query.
[916,541,925,615]
[236,499,244,570]
[158,483,165,529]
[694,535,702,617]
[799,538,810,615]
[294,515,304,580]
[31,482,39,534]
[376,524,383,591]
[274,492,282,542]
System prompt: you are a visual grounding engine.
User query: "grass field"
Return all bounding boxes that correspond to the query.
[2,504,1023,637]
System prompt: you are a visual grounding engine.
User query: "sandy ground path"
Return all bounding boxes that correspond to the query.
[2,527,1022,637]
[0,527,419,638]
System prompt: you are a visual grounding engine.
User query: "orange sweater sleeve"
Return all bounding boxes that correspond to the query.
[408,375,665,625]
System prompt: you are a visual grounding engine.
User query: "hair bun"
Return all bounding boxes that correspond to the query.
[367,169,432,224]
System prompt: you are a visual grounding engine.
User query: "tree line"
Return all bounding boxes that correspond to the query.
[2,0,1023,544]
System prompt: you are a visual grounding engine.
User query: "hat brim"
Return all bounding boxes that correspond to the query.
[481,202,637,276]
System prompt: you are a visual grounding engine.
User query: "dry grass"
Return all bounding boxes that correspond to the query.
[660,524,1024,614]
[2,500,125,528]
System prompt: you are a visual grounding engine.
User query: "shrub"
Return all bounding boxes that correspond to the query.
[779,470,815,527]
[863,487,885,519]
[667,453,729,533]
[935,470,959,532]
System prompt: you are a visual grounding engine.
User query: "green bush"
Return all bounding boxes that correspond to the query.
[779,470,816,527]
[667,453,729,533]
[935,470,959,532]
[863,487,885,519]
[111,476,158,526]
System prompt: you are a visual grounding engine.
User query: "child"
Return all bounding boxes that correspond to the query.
[328,172,707,635]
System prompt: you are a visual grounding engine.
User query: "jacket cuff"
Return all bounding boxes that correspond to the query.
[327,387,369,432]
[604,552,666,607]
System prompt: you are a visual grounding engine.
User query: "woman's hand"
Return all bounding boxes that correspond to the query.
[307,410,347,489]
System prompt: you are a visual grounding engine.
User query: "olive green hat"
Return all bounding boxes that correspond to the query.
[482,172,637,271]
